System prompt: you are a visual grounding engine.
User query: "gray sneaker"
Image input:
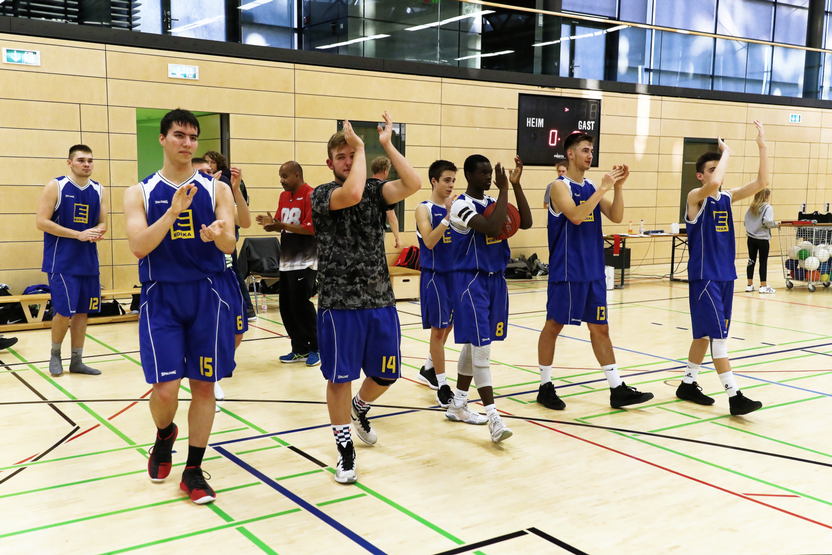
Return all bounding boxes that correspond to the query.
[445,399,487,425]
[488,413,513,442]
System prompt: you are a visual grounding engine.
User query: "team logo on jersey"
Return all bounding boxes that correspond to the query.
[74,204,89,224]
[713,210,729,232]
[443,228,451,243]
[579,200,594,222]
[170,210,195,240]
[486,236,502,245]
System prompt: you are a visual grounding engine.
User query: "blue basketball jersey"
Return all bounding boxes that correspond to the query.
[138,171,226,283]
[450,193,511,273]
[42,176,102,276]
[686,190,737,281]
[547,176,605,282]
[416,200,453,273]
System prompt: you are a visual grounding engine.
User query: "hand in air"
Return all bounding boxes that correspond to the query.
[509,155,523,187]
[613,164,630,187]
[343,120,365,150]
[753,120,766,148]
[444,193,458,213]
[378,111,394,147]
[494,163,508,191]
[600,166,625,192]
[200,220,226,243]
[172,183,197,214]
[229,166,242,192]
[717,135,730,155]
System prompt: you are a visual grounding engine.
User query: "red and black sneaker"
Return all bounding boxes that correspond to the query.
[147,424,178,482]
[180,466,217,505]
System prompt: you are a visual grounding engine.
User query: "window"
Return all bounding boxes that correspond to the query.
[655,0,716,32]
[241,0,296,48]
[170,0,226,41]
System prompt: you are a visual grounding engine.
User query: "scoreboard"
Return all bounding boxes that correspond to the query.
[516,94,601,167]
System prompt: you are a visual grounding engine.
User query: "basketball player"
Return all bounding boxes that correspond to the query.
[448,154,532,442]
[256,161,319,366]
[36,144,107,377]
[542,160,568,209]
[537,133,654,411]
[312,113,421,484]
[677,121,768,415]
[124,109,238,504]
[415,160,457,408]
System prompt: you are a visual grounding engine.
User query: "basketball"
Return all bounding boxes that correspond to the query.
[785,259,798,271]
[805,256,820,271]
[788,246,801,259]
[483,202,522,240]
[799,248,810,260]
[815,248,829,262]
[811,270,821,281]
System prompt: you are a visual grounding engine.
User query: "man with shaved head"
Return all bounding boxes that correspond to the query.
[256,161,319,365]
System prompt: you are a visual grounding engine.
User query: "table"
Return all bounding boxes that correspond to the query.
[603,233,688,288]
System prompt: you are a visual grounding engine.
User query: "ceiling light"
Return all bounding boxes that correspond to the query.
[405,10,495,32]
[316,34,391,50]
[456,49,513,61]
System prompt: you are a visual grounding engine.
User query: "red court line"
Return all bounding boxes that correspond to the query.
[525,417,832,531]
[68,388,153,442]
[248,324,287,337]
[13,453,38,465]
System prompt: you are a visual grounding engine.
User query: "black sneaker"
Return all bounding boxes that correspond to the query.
[334,441,357,484]
[147,424,178,482]
[610,382,654,408]
[676,381,715,405]
[246,307,257,322]
[417,366,439,390]
[0,336,17,350]
[436,384,454,408]
[179,466,216,504]
[537,382,566,410]
[729,391,763,416]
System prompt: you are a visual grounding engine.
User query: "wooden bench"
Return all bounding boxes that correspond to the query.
[389,266,420,300]
[0,289,139,332]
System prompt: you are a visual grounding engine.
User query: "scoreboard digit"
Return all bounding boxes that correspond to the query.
[516,94,601,167]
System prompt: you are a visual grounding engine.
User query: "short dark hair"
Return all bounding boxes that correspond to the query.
[191,157,208,165]
[327,132,347,161]
[429,160,457,185]
[563,132,594,152]
[555,160,568,169]
[160,108,200,137]
[68,144,92,160]
[696,151,721,174]
[280,160,304,178]
[203,150,228,171]
[463,154,490,177]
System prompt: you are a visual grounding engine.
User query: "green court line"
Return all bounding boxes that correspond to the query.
[658,406,702,420]
[275,469,325,481]
[316,493,367,507]
[507,397,529,404]
[237,444,284,455]
[0,482,260,540]
[84,334,143,366]
[237,527,281,555]
[0,427,248,471]
[0,456,222,499]
[100,508,302,555]
[7,348,143,454]
[254,315,286,328]
[712,422,832,460]
[612,431,832,508]
[207,502,236,523]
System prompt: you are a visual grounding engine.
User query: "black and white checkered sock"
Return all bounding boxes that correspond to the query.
[352,394,370,414]
[332,424,351,446]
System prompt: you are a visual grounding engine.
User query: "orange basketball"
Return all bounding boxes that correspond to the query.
[483,202,521,240]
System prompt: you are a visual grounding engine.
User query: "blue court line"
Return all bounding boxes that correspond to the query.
[214,446,387,555]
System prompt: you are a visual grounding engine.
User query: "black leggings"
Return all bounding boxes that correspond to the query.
[747,237,770,282]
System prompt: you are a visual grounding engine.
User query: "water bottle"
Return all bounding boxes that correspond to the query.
[260,298,268,313]
[628,220,633,234]
[639,219,645,235]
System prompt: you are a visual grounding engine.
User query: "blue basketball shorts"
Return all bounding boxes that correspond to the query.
[546,280,608,326]
[421,270,453,330]
[317,306,401,383]
[48,273,101,317]
[226,267,248,335]
[689,279,732,340]
[138,273,237,384]
[453,270,508,346]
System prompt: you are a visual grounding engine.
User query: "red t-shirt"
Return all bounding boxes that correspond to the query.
[277,183,317,271]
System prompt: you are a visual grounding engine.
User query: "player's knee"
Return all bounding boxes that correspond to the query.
[371,376,396,387]
[431,327,446,341]
[710,338,729,359]
[189,379,214,398]
[472,345,491,367]
[472,364,492,388]
[152,381,179,404]
[588,323,610,339]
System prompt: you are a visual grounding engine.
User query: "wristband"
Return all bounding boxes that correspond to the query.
[441,218,450,227]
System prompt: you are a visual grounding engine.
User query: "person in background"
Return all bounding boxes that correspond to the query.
[744,187,778,294]
[371,156,403,249]
[542,160,569,209]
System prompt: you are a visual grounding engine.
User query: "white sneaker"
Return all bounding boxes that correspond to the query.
[759,286,776,294]
[351,405,378,445]
[214,382,225,401]
[488,413,513,443]
[334,441,357,484]
[745,285,754,292]
[445,399,488,425]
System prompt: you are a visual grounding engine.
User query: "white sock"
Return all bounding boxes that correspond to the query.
[719,371,739,397]
[484,404,498,418]
[603,364,622,388]
[539,364,552,385]
[425,353,434,371]
[454,388,468,404]
[437,372,447,387]
[683,362,700,384]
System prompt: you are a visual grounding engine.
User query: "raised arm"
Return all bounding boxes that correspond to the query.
[125,183,195,258]
[328,120,367,210]
[551,167,623,225]
[380,111,422,205]
[35,179,102,242]
[730,121,769,203]
[599,164,627,223]
[509,155,533,229]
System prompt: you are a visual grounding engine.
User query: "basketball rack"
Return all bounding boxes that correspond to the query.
[777,221,832,292]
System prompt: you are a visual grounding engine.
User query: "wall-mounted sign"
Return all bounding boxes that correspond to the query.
[789,114,802,124]
[2,48,41,66]
[168,64,199,80]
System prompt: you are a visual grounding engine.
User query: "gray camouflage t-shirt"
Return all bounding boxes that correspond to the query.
[311,178,395,310]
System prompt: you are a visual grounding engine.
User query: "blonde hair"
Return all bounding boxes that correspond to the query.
[749,187,771,216]
[371,156,391,175]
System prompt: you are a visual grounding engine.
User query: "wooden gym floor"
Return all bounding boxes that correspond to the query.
[1,267,832,554]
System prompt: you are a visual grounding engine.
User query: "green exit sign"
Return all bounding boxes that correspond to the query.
[2,48,41,66]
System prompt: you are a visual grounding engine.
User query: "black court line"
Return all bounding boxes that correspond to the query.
[0,424,79,485]
[287,446,327,468]
[432,530,528,555]
[1,358,76,427]
[528,528,589,554]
